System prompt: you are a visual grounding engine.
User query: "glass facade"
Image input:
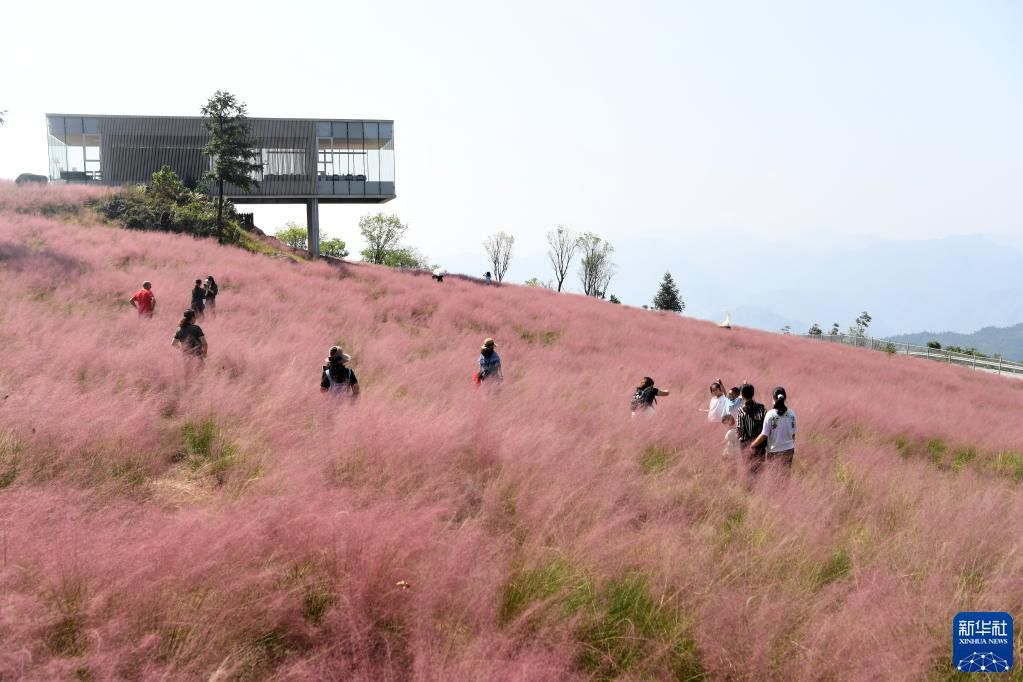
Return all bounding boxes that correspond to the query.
[315,120,395,197]
[48,116,102,182]
[45,115,394,201]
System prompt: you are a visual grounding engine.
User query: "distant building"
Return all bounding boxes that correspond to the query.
[45,114,395,255]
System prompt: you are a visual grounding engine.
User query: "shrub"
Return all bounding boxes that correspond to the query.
[93,165,241,243]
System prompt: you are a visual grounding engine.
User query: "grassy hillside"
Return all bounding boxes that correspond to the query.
[1,183,1022,680]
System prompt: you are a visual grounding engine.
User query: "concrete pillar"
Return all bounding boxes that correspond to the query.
[306,199,320,257]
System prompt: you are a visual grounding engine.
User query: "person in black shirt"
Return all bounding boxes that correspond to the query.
[735,383,768,472]
[320,346,360,397]
[172,310,207,368]
[204,275,218,316]
[630,376,670,416]
[190,279,206,319]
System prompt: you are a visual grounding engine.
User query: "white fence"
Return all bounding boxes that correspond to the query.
[800,333,1023,378]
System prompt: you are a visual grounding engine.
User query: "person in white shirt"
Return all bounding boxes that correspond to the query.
[704,380,730,422]
[750,386,796,471]
[721,413,741,457]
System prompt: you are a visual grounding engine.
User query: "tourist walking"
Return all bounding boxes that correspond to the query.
[129,281,156,318]
[735,383,767,469]
[475,338,503,385]
[320,346,360,397]
[190,279,206,319]
[631,376,670,416]
[171,309,207,371]
[749,387,796,471]
[204,275,219,316]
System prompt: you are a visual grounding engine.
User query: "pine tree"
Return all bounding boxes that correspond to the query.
[201,91,262,242]
[652,272,685,313]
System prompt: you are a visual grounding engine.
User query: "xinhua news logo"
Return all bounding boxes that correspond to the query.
[953,612,1013,673]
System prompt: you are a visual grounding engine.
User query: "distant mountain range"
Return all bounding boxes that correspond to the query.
[889,323,1023,361]
[606,233,1023,338]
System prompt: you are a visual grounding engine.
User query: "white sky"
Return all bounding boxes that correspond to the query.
[2,0,1021,307]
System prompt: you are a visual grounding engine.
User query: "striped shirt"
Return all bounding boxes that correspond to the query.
[735,400,766,444]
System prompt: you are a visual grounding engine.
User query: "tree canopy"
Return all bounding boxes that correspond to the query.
[201,91,262,240]
[651,271,685,313]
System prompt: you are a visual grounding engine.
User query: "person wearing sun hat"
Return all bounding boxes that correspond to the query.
[320,345,360,396]
[476,337,503,384]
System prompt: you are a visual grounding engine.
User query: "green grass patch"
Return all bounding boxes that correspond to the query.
[926,438,947,468]
[951,447,977,472]
[499,559,574,625]
[992,451,1023,481]
[178,419,236,484]
[811,548,852,589]
[512,326,561,346]
[575,573,703,680]
[715,507,746,547]
[0,432,21,489]
[640,444,674,475]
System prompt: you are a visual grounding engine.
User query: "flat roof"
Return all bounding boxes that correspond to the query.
[46,113,394,123]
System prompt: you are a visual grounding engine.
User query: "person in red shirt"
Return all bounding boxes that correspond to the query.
[129,281,156,318]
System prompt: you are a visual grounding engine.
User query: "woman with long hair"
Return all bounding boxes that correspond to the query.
[171,309,207,372]
[204,275,219,316]
[750,386,796,471]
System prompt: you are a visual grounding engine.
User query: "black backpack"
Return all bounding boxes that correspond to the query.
[322,362,352,389]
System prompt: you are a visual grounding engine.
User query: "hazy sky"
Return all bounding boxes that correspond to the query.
[2,0,1021,312]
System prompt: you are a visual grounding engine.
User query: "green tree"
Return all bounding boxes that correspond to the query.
[926,340,942,350]
[0,110,6,127]
[781,325,792,335]
[201,91,262,242]
[850,311,872,337]
[320,237,348,258]
[829,323,840,336]
[274,222,308,250]
[524,277,552,289]
[608,294,621,304]
[651,271,685,313]
[359,213,408,264]
[808,323,823,336]
[148,165,187,206]
[380,246,430,269]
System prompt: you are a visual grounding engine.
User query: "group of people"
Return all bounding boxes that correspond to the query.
[706,379,797,474]
[128,276,218,367]
[628,375,797,475]
[189,276,219,319]
[129,275,795,472]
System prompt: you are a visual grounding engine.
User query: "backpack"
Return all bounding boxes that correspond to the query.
[322,363,352,390]
[631,386,656,411]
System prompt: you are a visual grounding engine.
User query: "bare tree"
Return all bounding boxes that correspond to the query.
[483,231,514,282]
[578,232,616,298]
[545,225,579,292]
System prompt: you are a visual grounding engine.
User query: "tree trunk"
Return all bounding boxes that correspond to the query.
[216,178,225,244]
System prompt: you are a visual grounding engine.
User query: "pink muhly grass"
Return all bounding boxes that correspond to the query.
[1,185,1022,679]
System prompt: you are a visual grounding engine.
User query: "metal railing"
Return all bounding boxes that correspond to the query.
[799,333,1023,377]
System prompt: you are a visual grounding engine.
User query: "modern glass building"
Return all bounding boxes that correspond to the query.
[45,114,395,255]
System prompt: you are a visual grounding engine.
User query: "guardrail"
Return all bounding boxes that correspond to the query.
[799,333,1023,377]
